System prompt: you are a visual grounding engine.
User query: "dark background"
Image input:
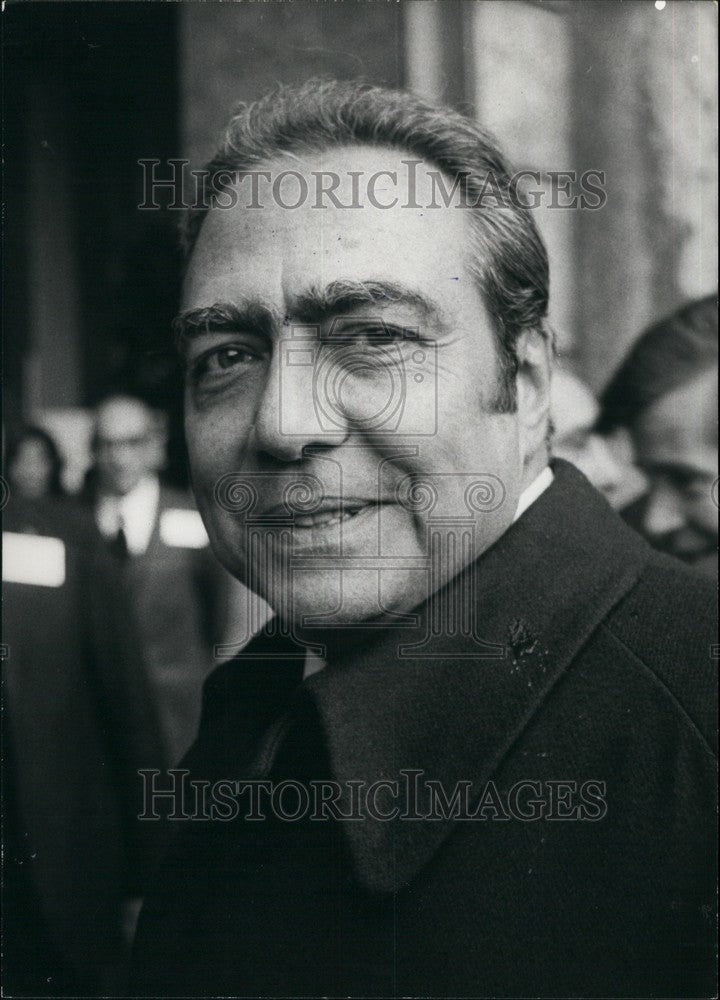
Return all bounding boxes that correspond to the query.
[4,3,185,473]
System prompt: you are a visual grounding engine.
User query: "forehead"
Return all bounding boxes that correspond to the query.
[96,401,151,437]
[635,368,718,463]
[183,145,476,317]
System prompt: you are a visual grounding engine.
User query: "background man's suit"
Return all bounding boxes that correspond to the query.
[132,461,717,998]
[94,482,228,766]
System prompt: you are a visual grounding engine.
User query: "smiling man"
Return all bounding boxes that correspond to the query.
[176,134,550,631]
[131,81,716,999]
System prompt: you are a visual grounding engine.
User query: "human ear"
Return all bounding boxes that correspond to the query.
[515,326,553,468]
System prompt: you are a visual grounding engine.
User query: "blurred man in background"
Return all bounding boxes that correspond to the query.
[550,365,645,510]
[599,295,718,576]
[87,394,228,765]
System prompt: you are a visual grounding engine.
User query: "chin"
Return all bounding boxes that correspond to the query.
[261,566,429,633]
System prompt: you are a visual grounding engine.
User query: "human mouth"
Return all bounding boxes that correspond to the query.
[292,502,375,530]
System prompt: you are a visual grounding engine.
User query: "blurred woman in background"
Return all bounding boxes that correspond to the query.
[6,426,65,500]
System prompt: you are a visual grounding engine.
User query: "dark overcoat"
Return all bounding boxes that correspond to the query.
[131,461,717,998]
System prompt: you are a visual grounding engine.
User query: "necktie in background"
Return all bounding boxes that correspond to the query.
[109,516,129,561]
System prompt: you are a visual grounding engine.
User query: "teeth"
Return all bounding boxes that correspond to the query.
[294,507,364,529]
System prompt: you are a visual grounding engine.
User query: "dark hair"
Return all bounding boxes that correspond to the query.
[6,425,64,497]
[598,294,718,432]
[183,79,551,412]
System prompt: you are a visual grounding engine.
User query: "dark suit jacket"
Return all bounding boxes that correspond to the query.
[3,497,165,995]
[131,461,717,998]
[97,483,228,766]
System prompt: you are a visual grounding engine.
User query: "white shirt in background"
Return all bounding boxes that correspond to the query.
[96,474,160,557]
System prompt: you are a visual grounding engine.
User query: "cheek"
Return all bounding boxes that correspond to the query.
[437,406,520,479]
[185,412,233,500]
[404,422,520,541]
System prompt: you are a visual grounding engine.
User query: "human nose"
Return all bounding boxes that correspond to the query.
[251,342,349,462]
[642,480,686,537]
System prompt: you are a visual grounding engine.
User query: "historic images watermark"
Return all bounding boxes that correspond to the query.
[138,769,607,823]
[138,158,607,212]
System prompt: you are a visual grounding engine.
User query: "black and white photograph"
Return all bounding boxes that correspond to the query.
[2,1,718,997]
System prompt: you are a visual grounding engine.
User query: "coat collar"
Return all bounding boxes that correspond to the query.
[201,460,650,894]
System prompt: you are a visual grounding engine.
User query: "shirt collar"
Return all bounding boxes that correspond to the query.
[513,465,553,522]
[96,474,160,555]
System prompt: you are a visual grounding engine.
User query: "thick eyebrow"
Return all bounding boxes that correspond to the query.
[290,279,445,327]
[173,280,445,355]
[172,301,276,355]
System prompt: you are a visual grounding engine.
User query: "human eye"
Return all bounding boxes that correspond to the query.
[188,340,267,384]
[361,324,412,345]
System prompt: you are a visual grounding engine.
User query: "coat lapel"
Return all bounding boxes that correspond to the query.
[278,462,650,893]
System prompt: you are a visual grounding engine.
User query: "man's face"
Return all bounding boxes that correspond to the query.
[632,367,718,566]
[181,147,528,627]
[94,399,163,496]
